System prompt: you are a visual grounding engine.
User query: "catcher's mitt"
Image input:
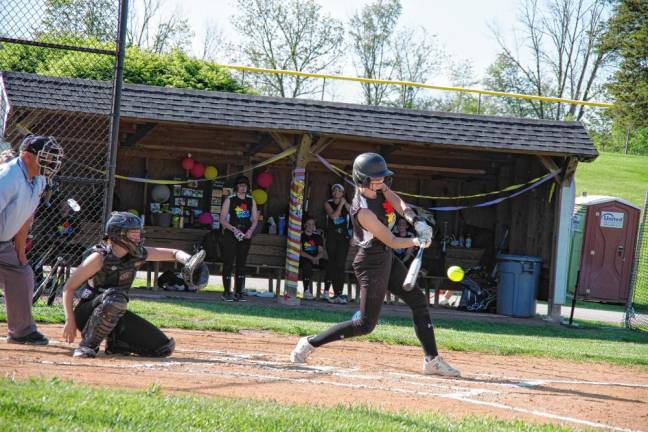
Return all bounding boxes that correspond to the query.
[181,249,209,291]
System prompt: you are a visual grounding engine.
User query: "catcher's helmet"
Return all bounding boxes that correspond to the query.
[20,135,64,180]
[106,211,145,258]
[352,153,393,187]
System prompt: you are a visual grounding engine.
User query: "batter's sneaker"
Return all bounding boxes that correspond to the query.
[73,346,97,358]
[423,355,461,377]
[290,337,315,363]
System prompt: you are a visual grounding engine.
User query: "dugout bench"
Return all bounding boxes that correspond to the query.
[143,226,483,306]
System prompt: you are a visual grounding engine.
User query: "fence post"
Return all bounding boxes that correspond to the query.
[104,0,129,225]
[625,191,648,330]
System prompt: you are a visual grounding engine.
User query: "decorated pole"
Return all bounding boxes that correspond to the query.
[279,134,312,305]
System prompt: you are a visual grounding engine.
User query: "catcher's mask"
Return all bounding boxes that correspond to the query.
[352,152,393,188]
[106,211,146,259]
[20,135,64,181]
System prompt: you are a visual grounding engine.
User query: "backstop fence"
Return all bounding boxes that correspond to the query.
[0,0,126,280]
[626,191,648,331]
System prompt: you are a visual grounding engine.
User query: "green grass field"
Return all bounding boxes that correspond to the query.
[0,377,576,432]
[575,152,648,207]
[10,298,648,367]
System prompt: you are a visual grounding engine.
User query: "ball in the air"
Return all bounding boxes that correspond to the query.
[447,265,464,282]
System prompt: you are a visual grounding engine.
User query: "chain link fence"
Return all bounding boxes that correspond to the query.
[626,191,648,331]
[1,0,124,288]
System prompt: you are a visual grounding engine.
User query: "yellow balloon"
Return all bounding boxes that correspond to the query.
[447,265,464,282]
[204,165,218,180]
[251,189,268,205]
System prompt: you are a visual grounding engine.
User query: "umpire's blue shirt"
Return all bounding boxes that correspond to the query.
[0,158,46,241]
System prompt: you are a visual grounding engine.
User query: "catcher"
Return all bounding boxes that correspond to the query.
[61,211,209,358]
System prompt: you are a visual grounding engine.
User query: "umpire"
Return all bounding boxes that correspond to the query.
[0,135,63,345]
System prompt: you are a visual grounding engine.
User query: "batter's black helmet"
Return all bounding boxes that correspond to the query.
[106,211,145,258]
[352,153,393,186]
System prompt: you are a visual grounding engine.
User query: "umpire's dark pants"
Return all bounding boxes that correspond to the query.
[309,244,439,358]
[0,241,37,339]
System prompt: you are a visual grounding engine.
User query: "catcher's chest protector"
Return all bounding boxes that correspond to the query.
[88,243,148,292]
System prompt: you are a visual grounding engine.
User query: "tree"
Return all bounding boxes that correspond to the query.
[200,20,228,62]
[48,47,249,92]
[389,28,444,109]
[41,0,117,43]
[0,40,249,94]
[349,0,402,105]
[483,53,544,118]
[432,60,486,115]
[600,0,648,130]
[127,0,194,54]
[232,0,344,98]
[488,0,612,120]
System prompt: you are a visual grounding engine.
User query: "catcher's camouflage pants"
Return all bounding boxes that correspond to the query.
[74,291,174,357]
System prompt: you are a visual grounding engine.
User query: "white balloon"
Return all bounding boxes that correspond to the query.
[151,184,171,203]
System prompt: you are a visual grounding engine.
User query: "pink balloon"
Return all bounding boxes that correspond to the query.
[256,171,273,188]
[198,212,213,225]
[181,157,195,171]
[190,162,205,178]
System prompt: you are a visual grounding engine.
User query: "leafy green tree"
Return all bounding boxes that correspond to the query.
[601,0,648,130]
[488,0,612,120]
[0,39,249,94]
[41,0,118,43]
[349,0,402,105]
[46,46,249,92]
[232,0,344,98]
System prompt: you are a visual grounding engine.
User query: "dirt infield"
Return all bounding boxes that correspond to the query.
[2,325,647,431]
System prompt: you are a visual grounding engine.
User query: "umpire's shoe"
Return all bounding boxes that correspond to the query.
[290,337,315,363]
[424,355,461,377]
[7,330,49,345]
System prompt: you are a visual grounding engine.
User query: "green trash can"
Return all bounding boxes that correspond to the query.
[496,255,543,317]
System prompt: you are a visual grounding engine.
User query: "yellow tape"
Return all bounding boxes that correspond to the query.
[63,146,297,185]
[322,158,557,200]
[215,63,612,108]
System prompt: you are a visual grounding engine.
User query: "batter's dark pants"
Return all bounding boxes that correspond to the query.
[74,297,171,356]
[309,245,439,358]
[221,230,251,295]
[324,229,350,296]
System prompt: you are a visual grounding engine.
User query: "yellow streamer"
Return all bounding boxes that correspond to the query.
[321,157,558,201]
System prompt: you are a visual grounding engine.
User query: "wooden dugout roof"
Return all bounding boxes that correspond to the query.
[1,71,597,161]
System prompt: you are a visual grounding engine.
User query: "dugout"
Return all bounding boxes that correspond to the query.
[0,71,598,319]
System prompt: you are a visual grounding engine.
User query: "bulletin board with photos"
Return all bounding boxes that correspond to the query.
[149,179,230,230]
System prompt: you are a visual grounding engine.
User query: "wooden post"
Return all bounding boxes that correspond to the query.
[278,134,312,305]
[547,157,578,321]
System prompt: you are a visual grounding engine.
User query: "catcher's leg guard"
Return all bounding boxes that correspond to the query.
[79,291,127,353]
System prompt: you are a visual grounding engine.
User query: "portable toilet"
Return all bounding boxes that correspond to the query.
[566,195,641,303]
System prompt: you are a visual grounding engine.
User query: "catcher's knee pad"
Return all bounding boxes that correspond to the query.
[81,293,127,350]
